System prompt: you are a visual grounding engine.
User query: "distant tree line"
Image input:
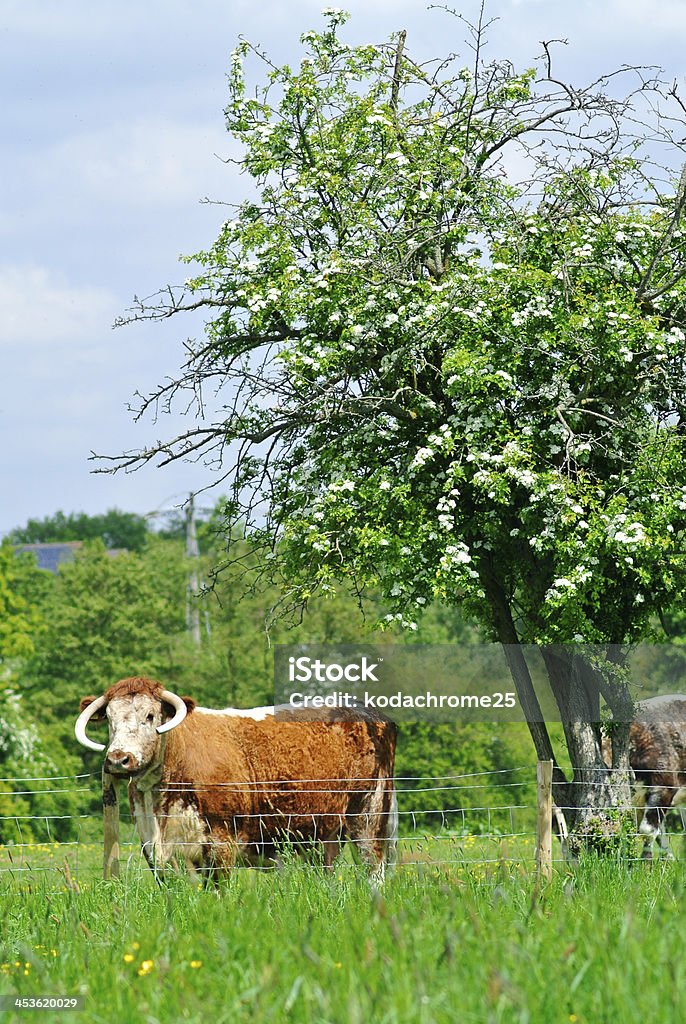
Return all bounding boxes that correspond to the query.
[7,508,150,552]
[1,505,537,840]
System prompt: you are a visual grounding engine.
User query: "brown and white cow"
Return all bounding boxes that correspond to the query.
[75,676,398,883]
[626,694,686,859]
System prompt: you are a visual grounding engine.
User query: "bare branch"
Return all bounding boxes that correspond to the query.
[638,161,686,302]
[390,29,407,114]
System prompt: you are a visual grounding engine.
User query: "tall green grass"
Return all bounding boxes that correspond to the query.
[1,855,685,1023]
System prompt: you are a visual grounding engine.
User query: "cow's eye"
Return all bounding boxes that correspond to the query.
[146,713,155,724]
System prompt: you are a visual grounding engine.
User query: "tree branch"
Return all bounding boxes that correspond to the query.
[390,29,407,114]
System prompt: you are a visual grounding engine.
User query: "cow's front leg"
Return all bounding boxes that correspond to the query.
[140,841,168,885]
[655,814,675,859]
[638,814,657,859]
[639,799,671,860]
[131,789,169,879]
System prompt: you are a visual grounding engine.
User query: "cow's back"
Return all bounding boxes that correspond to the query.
[161,706,396,841]
[631,695,686,778]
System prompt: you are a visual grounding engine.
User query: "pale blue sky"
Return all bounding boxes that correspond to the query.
[1,0,684,535]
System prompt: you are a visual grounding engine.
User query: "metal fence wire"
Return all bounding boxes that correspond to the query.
[0,764,683,881]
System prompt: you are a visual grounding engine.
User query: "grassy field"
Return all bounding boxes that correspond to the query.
[1,847,686,1024]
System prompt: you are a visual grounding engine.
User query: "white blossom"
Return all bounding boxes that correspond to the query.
[508,468,536,489]
[411,446,434,468]
[442,543,472,564]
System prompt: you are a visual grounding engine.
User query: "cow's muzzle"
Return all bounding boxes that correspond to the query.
[105,749,140,775]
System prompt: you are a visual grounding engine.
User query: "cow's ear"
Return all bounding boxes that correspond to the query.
[79,695,107,721]
[162,695,196,719]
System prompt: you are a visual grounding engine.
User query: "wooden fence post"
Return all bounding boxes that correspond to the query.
[536,759,553,882]
[102,769,120,879]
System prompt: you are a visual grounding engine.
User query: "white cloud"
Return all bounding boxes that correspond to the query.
[1,0,119,39]
[502,0,686,56]
[0,266,117,346]
[45,118,239,208]
[3,0,686,542]
[1,0,224,43]
[599,0,686,33]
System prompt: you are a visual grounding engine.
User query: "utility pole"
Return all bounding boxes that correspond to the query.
[185,494,201,646]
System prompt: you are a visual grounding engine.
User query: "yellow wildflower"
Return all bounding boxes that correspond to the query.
[137,960,154,976]
[123,954,135,963]
[132,942,140,951]
[189,961,202,969]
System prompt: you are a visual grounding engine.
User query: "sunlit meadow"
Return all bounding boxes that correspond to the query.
[1,839,686,1023]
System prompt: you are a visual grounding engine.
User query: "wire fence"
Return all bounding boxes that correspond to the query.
[1,764,685,883]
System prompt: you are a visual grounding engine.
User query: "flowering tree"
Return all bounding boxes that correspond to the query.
[0,547,42,773]
[104,9,686,829]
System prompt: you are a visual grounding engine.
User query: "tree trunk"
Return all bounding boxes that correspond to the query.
[483,574,633,843]
[483,576,568,792]
[541,648,632,836]
[501,643,559,767]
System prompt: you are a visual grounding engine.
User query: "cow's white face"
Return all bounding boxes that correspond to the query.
[105,694,165,776]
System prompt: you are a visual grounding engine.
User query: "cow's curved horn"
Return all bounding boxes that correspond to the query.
[157,690,187,734]
[74,695,108,752]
